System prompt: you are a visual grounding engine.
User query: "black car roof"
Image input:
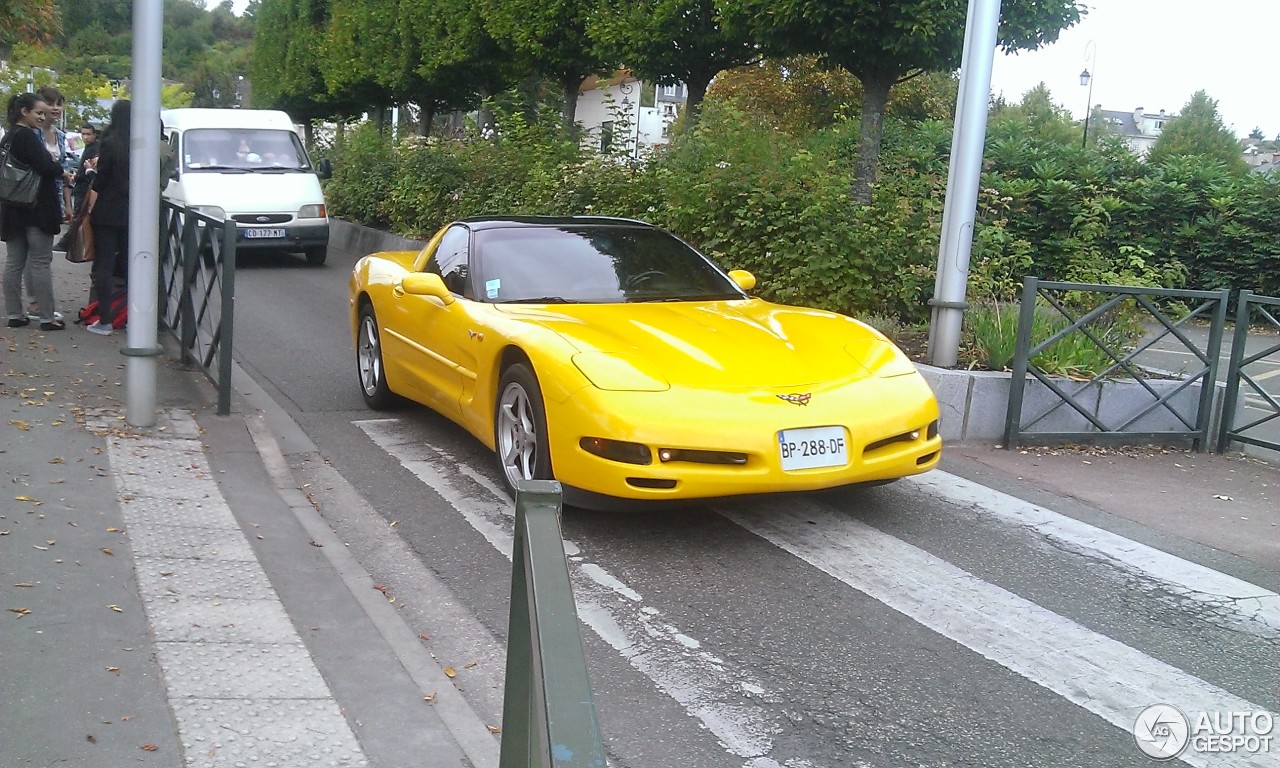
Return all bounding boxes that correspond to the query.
[458,215,652,231]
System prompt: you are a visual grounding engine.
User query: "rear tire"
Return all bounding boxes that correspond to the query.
[356,305,396,410]
[494,363,553,496]
[305,246,327,266]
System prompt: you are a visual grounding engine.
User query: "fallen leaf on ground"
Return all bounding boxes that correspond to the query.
[49,457,65,464]
[140,743,158,751]
[443,667,456,678]
[107,604,123,613]
[9,607,31,617]
[424,692,436,703]
[9,420,30,431]
[464,660,478,669]
[14,582,35,588]
[106,667,120,675]
[487,725,501,734]
[309,540,323,547]
[106,527,121,533]
[100,548,114,556]
[1213,495,1234,501]
[86,734,96,743]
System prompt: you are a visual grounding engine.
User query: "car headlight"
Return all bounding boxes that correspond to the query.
[298,204,327,219]
[846,339,918,378]
[572,351,669,391]
[190,205,226,219]
[580,437,652,465]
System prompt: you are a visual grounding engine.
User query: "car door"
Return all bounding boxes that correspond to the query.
[388,225,478,420]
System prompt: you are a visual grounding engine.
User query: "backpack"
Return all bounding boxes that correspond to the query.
[78,294,128,329]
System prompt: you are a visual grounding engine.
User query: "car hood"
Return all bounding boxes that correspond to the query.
[498,300,906,391]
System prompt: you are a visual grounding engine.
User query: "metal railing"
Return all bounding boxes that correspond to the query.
[1217,291,1280,453]
[500,480,607,768]
[1003,278,1230,451]
[158,201,237,415]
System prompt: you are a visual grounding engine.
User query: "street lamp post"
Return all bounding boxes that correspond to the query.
[1080,41,1096,148]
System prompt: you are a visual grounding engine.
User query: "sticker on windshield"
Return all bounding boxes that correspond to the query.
[486,279,501,299]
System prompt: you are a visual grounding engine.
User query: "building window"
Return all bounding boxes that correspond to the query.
[600,120,614,153]
[662,84,678,98]
[662,103,675,116]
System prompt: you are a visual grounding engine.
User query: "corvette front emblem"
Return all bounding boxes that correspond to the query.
[777,393,811,406]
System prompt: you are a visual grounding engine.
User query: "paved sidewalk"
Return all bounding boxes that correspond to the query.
[1,256,489,768]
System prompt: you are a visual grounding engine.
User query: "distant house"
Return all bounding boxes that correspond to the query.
[1094,106,1173,157]
[576,72,686,157]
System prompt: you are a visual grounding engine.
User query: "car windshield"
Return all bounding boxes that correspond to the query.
[474,225,746,304]
[181,128,308,172]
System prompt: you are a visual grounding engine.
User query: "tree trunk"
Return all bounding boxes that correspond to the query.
[561,76,581,134]
[680,75,711,134]
[851,73,892,205]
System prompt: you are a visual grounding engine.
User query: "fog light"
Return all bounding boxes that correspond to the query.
[659,449,672,462]
[580,437,651,465]
[910,430,920,440]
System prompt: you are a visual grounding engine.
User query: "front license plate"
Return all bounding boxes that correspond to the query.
[778,426,848,471]
[244,227,285,239]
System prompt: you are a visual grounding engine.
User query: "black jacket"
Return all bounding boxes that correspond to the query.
[90,134,130,229]
[72,141,100,198]
[1,124,66,239]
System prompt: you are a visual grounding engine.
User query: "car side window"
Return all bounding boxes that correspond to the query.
[427,226,472,298]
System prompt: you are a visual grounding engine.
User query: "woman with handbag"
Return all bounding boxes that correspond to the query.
[2,93,72,330]
[84,100,131,336]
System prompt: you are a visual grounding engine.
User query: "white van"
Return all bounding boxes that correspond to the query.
[160,108,332,265]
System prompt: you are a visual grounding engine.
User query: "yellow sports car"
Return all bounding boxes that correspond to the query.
[349,216,940,509]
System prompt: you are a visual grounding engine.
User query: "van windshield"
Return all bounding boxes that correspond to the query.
[181,128,309,172]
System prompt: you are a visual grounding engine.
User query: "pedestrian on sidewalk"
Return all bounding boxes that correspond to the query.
[21,86,72,322]
[85,100,131,336]
[2,93,72,331]
[70,123,99,216]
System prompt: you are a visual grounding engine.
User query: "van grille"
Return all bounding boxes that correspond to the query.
[232,213,291,224]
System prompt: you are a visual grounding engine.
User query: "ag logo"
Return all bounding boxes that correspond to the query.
[777,393,811,406]
[1134,704,1190,760]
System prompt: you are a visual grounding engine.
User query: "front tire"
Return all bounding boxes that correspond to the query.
[305,246,327,266]
[356,305,396,410]
[494,363,553,496]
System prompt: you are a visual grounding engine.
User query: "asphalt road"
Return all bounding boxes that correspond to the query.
[224,248,1278,768]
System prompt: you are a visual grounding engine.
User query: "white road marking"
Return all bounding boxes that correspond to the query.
[904,470,1280,637]
[718,498,1277,768]
[355,419,782,762]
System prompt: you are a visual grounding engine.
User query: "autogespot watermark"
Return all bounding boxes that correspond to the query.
[1133,704,1275,760]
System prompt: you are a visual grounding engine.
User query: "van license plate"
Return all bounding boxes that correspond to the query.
[244,228,285,239]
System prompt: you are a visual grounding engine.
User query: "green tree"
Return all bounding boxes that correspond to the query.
[589,0,757,129]
[988,82,1079,145]
[479,0,613,131]
[0,0,59,50]
[1148,90,1248,174]
[252,0,365,127]
[720,0,1083,203]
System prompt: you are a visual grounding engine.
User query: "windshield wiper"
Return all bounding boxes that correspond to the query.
[503,296,582,304]
[629,293,737,303]
[188,164,249,173]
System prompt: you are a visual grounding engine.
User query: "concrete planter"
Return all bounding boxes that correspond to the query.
[917,364,1242,448]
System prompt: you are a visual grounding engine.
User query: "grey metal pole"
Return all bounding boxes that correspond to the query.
[124,0,164,427]
[926,0,1002,367]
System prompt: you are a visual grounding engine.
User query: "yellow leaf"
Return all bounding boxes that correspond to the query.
[9,420,30,431]
[14,496,37,503]
[464,660,478,669]
[423,692,436,703]
[49,457,65,464]
[106,527,121,533]
[100,548,115,556]
[443,667,456,678]
[14,582,35,588]
[9,608,31,617]
[106,666,120,675]
[107,605,123,613]
[486,725,502,734]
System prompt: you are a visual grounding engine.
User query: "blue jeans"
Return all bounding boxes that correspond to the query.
[3,227,56,322]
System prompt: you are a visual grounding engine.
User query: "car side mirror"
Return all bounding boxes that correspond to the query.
[317,158,332,179]
[728,269,756,292]
[400,273,455,305]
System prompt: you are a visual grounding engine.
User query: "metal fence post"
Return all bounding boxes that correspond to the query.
[216,220,236,416]
[1002,276,1039,448]
[500,479,607,768]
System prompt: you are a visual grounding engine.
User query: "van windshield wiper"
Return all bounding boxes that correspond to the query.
[188,164,249,173]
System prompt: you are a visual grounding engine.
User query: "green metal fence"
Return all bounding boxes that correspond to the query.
[500,480,607,768]
[158,201,237,415]
[1003,278,1230,450]
[1217,291,1280,453]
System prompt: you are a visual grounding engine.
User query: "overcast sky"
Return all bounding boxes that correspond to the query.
[226,0,1268,139]
[990,0,1271,139]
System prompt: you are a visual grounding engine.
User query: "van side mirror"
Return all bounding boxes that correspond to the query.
[317,158,332,180]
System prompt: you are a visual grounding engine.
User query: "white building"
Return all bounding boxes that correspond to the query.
[576,72,687,157]
[1095,106,1173,157]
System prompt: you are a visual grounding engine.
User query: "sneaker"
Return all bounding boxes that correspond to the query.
[27,309,63,322]
[86,320,113,336]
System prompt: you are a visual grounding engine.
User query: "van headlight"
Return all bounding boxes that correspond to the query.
[298,204,327,219]
[191,205,225,219]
